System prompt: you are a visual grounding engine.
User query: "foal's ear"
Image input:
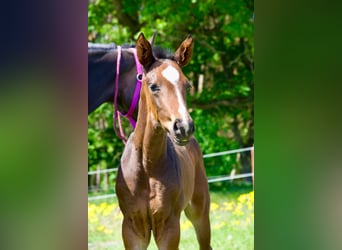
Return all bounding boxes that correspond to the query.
[174,34,194,67]
[136,33,154,69]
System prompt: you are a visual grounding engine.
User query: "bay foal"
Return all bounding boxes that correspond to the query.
[116,33,212,250]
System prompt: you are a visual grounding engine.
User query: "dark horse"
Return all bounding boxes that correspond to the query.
[88,34,157,119]
[88,42,140,130]
[116,33,212,249]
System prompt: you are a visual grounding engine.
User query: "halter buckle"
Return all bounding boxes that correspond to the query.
[136,74,143,81]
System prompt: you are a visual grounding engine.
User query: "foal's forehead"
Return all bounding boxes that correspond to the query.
[152,60,186,84]
[161,64,180,85]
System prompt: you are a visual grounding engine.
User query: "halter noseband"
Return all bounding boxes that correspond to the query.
[113,46,142,143]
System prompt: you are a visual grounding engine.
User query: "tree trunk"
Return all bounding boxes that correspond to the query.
[231,114,252,182]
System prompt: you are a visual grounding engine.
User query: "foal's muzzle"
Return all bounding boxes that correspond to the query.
[173,119,195,145]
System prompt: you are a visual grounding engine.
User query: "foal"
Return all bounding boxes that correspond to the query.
[116,33,212,250]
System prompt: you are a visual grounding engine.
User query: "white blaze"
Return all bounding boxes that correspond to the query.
[161,65,188,126]
[161,65,179,84]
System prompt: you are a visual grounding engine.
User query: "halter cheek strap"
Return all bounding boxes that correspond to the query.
[113,46,142,143]
[122,48,143,128]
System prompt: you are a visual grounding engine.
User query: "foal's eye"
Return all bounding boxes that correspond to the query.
[149,83,160,93]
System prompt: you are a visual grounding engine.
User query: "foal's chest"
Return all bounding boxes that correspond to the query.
[148,173,183,212]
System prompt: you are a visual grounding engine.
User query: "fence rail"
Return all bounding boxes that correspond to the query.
[203,146,254,158]
[88,146,254,201]
[88,146,254,175]
[208,173,253,183]
[88,168,118,176]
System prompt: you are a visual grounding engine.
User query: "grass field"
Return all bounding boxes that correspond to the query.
[88,183,254,250]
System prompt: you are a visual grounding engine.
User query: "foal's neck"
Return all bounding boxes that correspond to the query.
[133,94,169,170]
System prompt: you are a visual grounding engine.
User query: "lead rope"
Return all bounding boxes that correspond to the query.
[113,46,127,143]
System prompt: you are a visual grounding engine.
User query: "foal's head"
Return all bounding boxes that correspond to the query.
[136,33,194,146]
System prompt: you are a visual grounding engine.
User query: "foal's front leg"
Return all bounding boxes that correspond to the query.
[185,161,212,250]
[153,214,181,250]
[122,214,151,250]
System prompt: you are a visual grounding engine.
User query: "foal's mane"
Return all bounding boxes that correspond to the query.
[152,46,173,60]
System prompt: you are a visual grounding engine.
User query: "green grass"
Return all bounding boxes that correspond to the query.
[88,183,254,250]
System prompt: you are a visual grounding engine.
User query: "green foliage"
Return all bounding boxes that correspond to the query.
[88,0,254,182]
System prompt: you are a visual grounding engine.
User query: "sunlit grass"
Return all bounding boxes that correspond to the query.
[88,186,254,250]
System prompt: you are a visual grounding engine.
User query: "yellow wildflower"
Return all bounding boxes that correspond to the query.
[247,201,253,211]
[181,220,192,231]
[210,202,219,211]
[232,220,240,225]
[104,228,113,235]
[238,194,247,203]
[223,201,234,211]
[213,221,226,230]
[102,204,115,216]
[88,215,98,224]
[97,225,105,232]
[233,203,244,216]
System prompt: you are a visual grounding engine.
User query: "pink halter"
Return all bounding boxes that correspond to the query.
[113,46,143,143]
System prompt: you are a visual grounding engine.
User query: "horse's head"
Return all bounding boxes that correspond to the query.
[136,33,194,146]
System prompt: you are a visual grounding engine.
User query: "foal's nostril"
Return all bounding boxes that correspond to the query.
[173,119,195,136]
[173,119,182,133]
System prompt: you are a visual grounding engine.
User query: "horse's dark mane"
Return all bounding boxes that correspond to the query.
[88,42,117,51]
[88,42,174,60]
[88,43,136,57]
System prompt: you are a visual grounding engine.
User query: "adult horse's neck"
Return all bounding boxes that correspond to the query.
[133,85,169,170]
[88,49,138,115]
